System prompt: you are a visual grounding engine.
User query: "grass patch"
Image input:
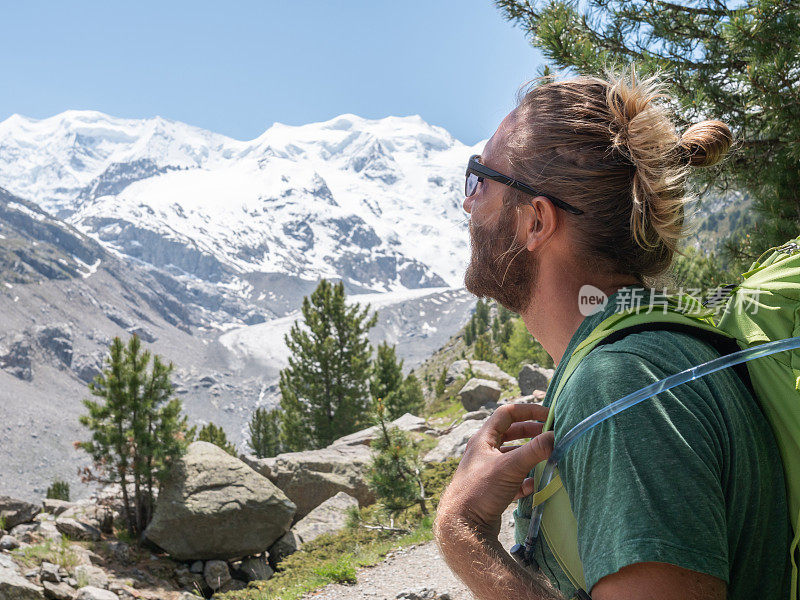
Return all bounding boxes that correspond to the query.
[312,554,357,584]
[217,460,460,600]
[12,535,81,569]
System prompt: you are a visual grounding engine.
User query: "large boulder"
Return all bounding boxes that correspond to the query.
[144,441,295,560]
[458,378,502,411]
[423,419,486,463]
[269,492,358,564]
[0,554,44,600]
[332,413,431,447]
[0,496,41,529]
[518,364,554,396]
[447,360,516,387]
[244,443,375,519]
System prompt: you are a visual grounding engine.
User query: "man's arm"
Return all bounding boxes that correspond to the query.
[434,403,561,600]
[433,403,727,600]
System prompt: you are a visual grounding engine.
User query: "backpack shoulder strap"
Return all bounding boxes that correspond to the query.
[544,307,733,432]
[594,320,757,399]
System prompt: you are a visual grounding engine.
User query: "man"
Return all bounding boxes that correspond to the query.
[434,72,791,600]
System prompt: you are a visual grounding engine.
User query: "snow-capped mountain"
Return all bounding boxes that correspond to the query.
[0,111,480,295]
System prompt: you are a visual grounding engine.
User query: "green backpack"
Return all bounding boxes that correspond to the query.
[515,236,800,599]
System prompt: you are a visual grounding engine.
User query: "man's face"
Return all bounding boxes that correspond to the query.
[463,113,539,314]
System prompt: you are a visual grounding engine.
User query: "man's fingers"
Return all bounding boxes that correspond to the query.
[513,477,537,500]
[504,431,555,477]
[499,444,523,453]
[501,421,544,443]
[480,402,550,445]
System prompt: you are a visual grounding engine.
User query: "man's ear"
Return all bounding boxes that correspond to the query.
[523,196,559,252]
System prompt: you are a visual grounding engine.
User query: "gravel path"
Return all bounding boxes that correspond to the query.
[304,507,517,600]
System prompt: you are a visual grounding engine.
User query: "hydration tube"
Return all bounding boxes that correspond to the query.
[519,336,800,564]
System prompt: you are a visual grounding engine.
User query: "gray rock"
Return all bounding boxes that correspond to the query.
[1,534,21,550]
[0,554,44,600]
[218,578,247,593]
[238,556,273,582]
[245,443,374,519]
[55,518,101,542]
[72,566,107,590]
[269,491,357,564]
[203,560,230,591]
[458,378,502,411]
[518,364,554,396]
[144,441,295,560]
[70,353,103,384]
[447,360,516,387]
[292,491,358,545]
[267,532,298,567]
[59,504,113,534]
[423,419,486,463]
[104,541,130,565]
[173,567,205,591]
[396,588,451,600]
[42,581,75,600]
[189,561,203,574]
[126,325,156,343]
[0,496,42,529]
[74,587,116,600]
[107,583,136,600]
[0,336,33,381]
[39,563,60,584]
[42,500,76,517]
[331,413,430,447]
[461,408,493,422]
[178,593,203,600]
[34,324,73,367]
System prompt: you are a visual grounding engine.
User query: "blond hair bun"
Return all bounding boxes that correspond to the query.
[680,120,733,167]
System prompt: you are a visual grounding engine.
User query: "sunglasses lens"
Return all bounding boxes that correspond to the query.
[465,173,479,197]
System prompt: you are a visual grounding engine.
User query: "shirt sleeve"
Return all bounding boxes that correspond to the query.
[554,339,730,592]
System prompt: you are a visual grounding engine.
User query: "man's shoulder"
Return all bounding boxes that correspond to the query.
[555,327,733,433]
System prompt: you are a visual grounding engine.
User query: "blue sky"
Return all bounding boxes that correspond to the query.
[0,1,544,145]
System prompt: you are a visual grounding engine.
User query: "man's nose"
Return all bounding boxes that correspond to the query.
[463,195,474,214]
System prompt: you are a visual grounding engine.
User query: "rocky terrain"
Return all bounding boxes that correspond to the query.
[0,359,553,600]
[0,182,475,501]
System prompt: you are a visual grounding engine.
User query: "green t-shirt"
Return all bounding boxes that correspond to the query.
[515,285,792,599]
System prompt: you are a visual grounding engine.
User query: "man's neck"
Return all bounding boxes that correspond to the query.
[518,261,640,366]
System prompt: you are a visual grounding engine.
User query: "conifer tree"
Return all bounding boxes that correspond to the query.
[474,332,495,362]
[398,373,424,417]
[366,399,427,518]
[435,366,448,397]
[500,319,554,374]
[474,300,490,333]
[279,280,377,450]
[249,406,283,458]
[46,479,70,501]
[370,342,404,412]
[77,335,190,536]
[496,0,800,266]
[197,422,237,455]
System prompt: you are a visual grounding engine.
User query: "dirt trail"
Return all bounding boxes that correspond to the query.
[304,507,517,600]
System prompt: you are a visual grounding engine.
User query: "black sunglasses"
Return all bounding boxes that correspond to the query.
[465,154,584,216]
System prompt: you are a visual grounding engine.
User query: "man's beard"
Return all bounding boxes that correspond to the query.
[464,203,538,314]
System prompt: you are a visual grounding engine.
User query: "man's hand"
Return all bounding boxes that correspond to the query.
[433,402,559,600]
[437,402,554,536]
